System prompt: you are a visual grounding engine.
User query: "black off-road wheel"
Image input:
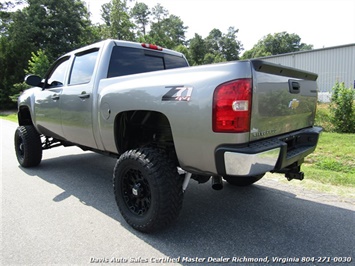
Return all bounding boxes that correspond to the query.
[113,147,183,233]
[14,125,42,167]
[224,174,264,187]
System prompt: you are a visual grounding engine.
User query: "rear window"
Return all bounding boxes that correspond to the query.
[107,46,187,78]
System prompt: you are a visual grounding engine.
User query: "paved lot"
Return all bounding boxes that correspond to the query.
[1,119,354,265]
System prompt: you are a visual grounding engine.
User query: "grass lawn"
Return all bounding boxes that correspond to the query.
[303,132,355,187]
[0,112,17,122]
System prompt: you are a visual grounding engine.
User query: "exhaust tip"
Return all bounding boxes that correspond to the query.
[211,176,223,190]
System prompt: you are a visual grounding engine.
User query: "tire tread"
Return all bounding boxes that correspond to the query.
[113,147,183,233]
[14,125,42,167]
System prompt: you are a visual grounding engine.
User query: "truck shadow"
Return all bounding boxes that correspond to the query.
[20,150,355,263]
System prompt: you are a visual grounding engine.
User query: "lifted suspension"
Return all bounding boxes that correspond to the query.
[41,136,63,150]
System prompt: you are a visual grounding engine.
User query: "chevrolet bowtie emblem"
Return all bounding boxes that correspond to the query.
[289,99,300,109]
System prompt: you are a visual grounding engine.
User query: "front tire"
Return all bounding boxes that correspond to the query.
[14,125,42,167]
[224,174,264,186]
[113,147,183,233]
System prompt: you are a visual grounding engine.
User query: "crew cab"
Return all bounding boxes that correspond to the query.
[15,39,322,232]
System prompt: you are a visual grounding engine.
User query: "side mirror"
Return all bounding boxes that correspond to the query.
[24,74,42,87]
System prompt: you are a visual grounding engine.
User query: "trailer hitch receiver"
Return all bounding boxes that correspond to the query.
[285,166,304,181]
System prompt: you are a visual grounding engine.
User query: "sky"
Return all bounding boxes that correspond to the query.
[88,0,354,52]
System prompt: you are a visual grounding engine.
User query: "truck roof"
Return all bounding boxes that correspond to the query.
[62,39,185,58]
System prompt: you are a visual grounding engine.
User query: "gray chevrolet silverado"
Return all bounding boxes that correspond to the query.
[15,39,322,232]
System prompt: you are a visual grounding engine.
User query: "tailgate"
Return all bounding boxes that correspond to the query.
[250,60,318,142]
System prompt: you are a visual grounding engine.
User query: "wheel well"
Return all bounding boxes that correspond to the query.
[114,110,178,163]
[18,106,33,126]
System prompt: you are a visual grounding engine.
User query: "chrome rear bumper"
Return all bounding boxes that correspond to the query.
[215,126,322,177]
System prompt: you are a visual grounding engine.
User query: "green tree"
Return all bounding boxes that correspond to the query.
[242,32,313,59]
[203,52,225,64]
[220,27,242,61]
[2,0,93,61]
[0,0,94,108]
[241,44,270,59]
[1,2,33,108]
[149,14,187,49]
[131,2,150,36]
[205,28,223,55]
[202,27,242,64]
[188,33,206,65]
[101,2,111,26]
[24,0,93,60]
[148,3,186,48]
[0,1,16,35]
[147,4,168,47]
[100,0,135,40]
[151,3,168,23]
[0,37,12,109]
[1,2,14,108]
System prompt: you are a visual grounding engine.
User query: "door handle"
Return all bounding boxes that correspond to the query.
[79,93,90,99]
[289,80,300,94]
[51,94,60,100]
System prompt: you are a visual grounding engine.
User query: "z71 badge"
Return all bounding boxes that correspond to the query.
[162,86,193,102]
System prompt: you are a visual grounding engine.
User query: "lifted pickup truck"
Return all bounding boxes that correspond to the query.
[16,39,322,232]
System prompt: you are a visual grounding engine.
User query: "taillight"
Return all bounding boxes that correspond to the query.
[141,43,163,51]
[213,78,252,133]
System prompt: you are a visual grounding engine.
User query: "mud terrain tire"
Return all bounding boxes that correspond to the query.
[113,147,183,233]
[14,125,42,167]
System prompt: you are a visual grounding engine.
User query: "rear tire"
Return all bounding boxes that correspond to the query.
[113,147,183,233]
[14,125,42,167]
[224,174,264,186]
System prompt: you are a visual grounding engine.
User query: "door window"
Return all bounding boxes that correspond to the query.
[69,49,99,85]
[46,57,70,88]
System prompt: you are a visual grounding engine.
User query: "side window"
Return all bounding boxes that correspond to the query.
[46,57,70,88]
[108,46,164,78]
[165,55,189,69]
[69,49,99,85]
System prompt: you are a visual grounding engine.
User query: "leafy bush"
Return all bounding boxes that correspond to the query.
[314,103,334,132]
[330,82,355,133]
[9,82,30,103]
[9,49,50,104]
[25,49,50,77]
